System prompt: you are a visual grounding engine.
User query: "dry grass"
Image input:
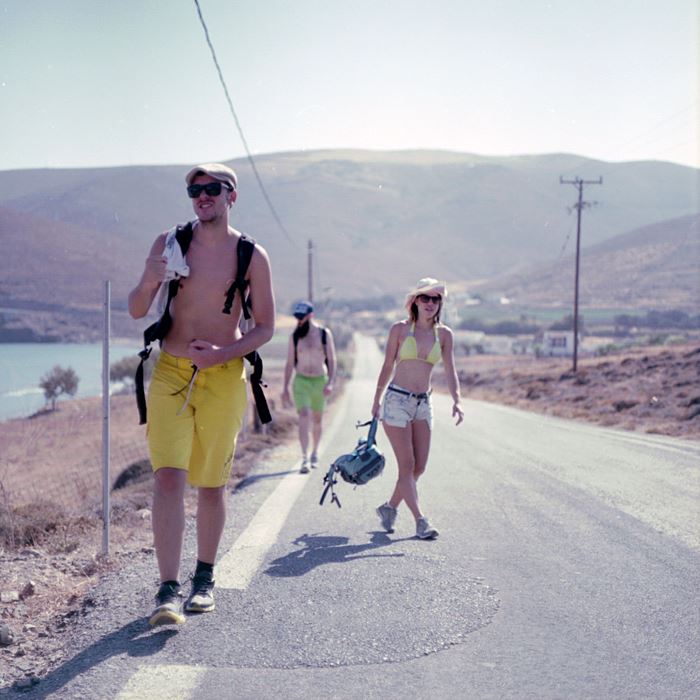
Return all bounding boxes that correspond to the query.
[432,342,700,440]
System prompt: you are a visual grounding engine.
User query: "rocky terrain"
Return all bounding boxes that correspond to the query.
[444,342,700,440]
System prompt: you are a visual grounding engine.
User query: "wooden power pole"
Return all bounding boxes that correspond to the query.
[559,176,602,372]
[307,239,314,303]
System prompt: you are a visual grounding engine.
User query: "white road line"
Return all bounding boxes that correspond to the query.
[116,664,205,699]
[217,392,349,590]
[217,469,310,589]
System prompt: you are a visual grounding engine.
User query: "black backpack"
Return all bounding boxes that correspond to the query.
[319,419,386,508]
[134,221,271,425]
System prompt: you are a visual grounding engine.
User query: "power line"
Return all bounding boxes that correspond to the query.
[558,100,699,179]
[556,217,577,260]
[193,0,294,244]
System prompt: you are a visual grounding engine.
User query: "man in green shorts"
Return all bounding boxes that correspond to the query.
[282,301,336,473]
[128,163,275,626]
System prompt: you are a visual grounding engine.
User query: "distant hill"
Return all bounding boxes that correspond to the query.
[0,149,698,338]
[470,213,700,310]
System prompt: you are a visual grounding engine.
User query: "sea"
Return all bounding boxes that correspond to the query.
[0,342,140,422]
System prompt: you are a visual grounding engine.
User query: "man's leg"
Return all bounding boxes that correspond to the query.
[184,485,226,614]
[150,467,188,626]
[310,410,323,466]
[196,485,226,564]
[183,356,245,614]
[152,467,187,582]
[298,407,311,471]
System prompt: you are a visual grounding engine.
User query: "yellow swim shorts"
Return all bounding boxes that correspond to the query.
[147,351,247,488]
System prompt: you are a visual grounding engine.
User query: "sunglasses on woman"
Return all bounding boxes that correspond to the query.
[186,181,233,198]
[416,294,441,303]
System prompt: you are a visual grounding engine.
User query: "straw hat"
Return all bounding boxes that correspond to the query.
[404,277,447,311]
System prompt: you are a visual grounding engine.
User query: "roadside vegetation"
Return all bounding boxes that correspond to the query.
[38,365,79,411]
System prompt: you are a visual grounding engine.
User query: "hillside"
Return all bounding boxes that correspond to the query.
[0,149,698,339]
[0,206,141,341]
[471,213,700,310]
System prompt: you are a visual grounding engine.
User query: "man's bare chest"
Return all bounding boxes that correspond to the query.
[297,331,325,357]
[176,246,239,311]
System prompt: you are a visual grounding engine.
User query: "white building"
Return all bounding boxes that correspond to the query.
[540,331,581,357]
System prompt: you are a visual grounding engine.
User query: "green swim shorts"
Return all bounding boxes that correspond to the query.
[292,373,328,413]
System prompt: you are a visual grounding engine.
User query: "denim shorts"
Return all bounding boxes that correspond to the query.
[381,384,433,429]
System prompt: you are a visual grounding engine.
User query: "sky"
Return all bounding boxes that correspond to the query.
[1,0,698,172]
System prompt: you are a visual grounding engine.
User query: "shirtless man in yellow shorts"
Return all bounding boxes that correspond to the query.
[282,302,336,473]
[128,163,275,626]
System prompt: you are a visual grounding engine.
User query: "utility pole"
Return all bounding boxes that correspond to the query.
[307,239,314,303]
[559,176,602,372]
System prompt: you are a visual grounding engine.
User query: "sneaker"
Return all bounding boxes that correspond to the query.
[416,517,439,540]
[376,502,397,533]
[149,582,185,626]
[184,571,215,613]
[310,454,319,469]
[300,458,310,474]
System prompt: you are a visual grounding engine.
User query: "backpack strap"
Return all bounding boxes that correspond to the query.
[320,462,342,508]
[135,222,193,424]
[224,235,272,425]
[245,349,272,424]
[223,234,256,318]
[321,326,328,368]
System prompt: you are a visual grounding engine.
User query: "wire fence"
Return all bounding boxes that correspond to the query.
[0,392,149,517]
[0,302,355,554]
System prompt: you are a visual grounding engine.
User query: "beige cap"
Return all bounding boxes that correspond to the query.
[185,163,238,191]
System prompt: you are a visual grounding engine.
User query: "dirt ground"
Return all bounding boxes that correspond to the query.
[2,342,699,690]
[434,342,700,440]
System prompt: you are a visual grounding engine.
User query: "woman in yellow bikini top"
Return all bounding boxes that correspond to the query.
[371,278,464,541]
[398,322,442,365]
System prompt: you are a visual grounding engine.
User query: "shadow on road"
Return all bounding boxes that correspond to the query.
[3,618,176,699]
[264,532,410,577]
[232,469,297,492]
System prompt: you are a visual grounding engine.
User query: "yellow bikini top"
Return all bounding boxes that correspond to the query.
[398,323,441,365]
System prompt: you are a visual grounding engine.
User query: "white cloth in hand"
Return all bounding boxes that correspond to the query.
[156,226,191,315]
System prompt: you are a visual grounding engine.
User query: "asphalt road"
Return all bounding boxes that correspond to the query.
[11,334,699,699]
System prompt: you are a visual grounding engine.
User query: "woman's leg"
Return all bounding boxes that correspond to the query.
[383,423,423,520]
[411,418,432,481]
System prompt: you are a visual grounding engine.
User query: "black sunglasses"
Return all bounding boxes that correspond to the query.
[416,293,441,303]
[186,181,233,198]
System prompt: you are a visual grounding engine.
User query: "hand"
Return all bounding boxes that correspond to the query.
[143,254,168,287]
[371,399,381,418]
[323,382,334,397]
[452,402,464,426]
[187,339,222,370]
[281,389,292,409]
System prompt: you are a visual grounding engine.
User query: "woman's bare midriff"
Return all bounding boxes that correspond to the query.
[391,360,433,394]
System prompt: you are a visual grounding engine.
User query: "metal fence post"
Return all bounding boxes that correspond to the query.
[102,280,111,556]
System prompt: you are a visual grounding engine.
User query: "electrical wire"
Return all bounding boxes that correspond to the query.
[558,100,699,179]
[193,0,294,244]
[556,218,576,260]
